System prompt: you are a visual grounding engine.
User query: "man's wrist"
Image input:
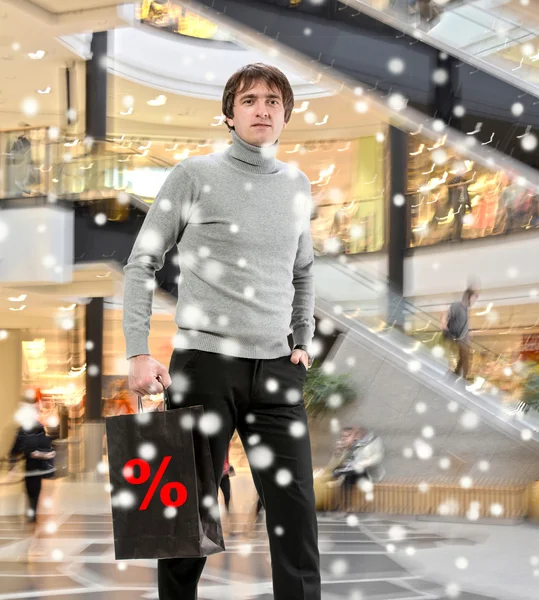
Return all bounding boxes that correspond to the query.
[293,344,313,366]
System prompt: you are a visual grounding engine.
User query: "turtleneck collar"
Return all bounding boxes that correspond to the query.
[224,130,278,175]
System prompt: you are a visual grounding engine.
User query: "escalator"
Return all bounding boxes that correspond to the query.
[339,0,539,97]
[312,254,539,458]
[184,0,539,176]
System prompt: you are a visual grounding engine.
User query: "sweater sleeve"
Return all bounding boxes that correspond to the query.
[123,164,198,359]
[290,177,316,348]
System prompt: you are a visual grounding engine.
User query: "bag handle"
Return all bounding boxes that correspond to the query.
[137,377,171,413]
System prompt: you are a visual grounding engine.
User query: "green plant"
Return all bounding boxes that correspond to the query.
[522,362,539,413]
[303,361,357,418]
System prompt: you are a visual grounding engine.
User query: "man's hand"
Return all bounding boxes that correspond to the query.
[128,355,172,397]
[290,348,310,370]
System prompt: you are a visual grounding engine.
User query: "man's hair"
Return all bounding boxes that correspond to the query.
[222,63,294,130]
[462,287,478,303]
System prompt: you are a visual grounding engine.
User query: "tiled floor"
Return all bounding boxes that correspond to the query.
[2,506,536,599]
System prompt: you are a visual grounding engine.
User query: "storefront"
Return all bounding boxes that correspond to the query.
[407,133,539,248]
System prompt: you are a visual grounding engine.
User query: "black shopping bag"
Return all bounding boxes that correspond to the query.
[105,384,225,560]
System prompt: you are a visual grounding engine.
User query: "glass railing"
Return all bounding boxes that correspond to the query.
[314,253,539,433]
[343,0,539,94]
[0,131,174,203]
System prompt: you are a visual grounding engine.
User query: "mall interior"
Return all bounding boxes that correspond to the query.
[0,0,539,598]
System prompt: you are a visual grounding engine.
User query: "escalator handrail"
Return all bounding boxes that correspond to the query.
[315,253,500,361]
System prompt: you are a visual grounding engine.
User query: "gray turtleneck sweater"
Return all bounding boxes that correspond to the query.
[123,131,315,360]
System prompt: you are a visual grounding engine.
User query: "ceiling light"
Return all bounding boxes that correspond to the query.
[120,107,133,116]
[147,95,167,107]
[64,139,79,147]
[293,101,309,114]
[315,115,329,126]
[37,87,51,94]
[211,115,226,127]
[10,305,26,311]
[28,50,46,60]
[96,272,111,278]
[59,304,76,311]
[174,149,191,161]
[8,294,27,302]
[476,302,493,316]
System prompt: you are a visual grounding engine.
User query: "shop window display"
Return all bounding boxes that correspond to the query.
[408,135,539,247]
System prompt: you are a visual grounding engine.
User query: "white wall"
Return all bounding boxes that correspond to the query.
[0,207,73,285]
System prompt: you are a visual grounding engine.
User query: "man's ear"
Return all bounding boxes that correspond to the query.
[225,116,234,129]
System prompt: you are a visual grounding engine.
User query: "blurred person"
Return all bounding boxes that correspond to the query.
[331,427,385,511]
[448,165,472,241]
[442,287,479,381]
[219,446,234,515]
[123,62,319,600]
[7,397,56,525]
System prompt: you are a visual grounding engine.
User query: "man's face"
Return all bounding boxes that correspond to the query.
[469,293,478,307]
[226,80,287,147]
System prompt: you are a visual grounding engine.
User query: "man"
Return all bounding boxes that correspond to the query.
[442,287,478,381]
[123,63,321,600]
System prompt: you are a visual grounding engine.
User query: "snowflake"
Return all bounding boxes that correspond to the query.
[415,402,427,414]
[455,557,469,570]
[422,426,435,439]
[443,583,461,598]
[290,421,307,438]
[388,525,406,541]
[88,365,100,377]
[387,57,405,74]
[330,558,348,576]
[274,525,285,536]
[511,103,524,117]
[403,447,414,459]
[393,194,405,207]
[453,105,465,117]
[180,413,195,430]
[199,413,222,436]
[265,378,279,393]
[111,490,136,508]
[521,133,537,152]
[248,445,274,469]
[138,443,157,461]
[414,439,433,460]
[248,434,261,445]
[276,469,293,486]
[203,260,224,283]
[354,101,368,114]
[238,543,253,556]
[388,93,407,111]
[44,521,57,534]
[439,457,451,470]
[22,97,38,117]
[460,411,479,429]
[140,229,163,252]
[460,476,473,489]
[432,68,449,85]
[51,549,64,562]
[304,111,317,124]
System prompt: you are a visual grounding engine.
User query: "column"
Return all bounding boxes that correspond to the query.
[387,125,408,327]
[85,298,104,421]
[85,31,108,141]
[0,331,22,458]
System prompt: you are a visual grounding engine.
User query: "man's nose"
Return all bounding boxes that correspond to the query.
[256,102,269,117]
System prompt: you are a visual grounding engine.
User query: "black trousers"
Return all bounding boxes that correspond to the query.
[219,474,231,513]
[25,476,42,521]
[158,349,321,600]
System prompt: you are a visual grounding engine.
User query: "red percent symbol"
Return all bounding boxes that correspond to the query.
[123,456,187,511]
